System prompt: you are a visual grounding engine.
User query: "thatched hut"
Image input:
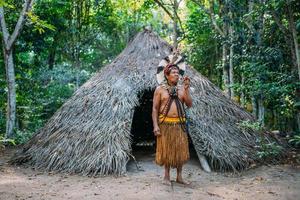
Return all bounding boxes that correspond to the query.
[12,29,277,176]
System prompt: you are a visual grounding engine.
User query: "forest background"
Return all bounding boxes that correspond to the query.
[0,0,299,149]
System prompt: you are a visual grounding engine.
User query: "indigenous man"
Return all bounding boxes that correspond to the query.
[152,60,192,185]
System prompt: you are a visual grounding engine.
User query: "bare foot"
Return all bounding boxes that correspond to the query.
[162,178,172,186]
[176,178,190,185]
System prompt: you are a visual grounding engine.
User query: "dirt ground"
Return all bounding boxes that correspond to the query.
[0,147,300,200]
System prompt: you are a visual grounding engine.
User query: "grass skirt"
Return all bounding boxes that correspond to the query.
[155,118,189,168]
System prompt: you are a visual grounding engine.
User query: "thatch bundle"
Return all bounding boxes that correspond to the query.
[12,29,278,176]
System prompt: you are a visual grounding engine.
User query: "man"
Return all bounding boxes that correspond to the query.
[152,62,192,185]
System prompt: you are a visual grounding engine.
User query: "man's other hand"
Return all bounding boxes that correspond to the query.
[153,126,161,136]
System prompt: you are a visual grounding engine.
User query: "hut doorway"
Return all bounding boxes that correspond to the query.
[128,89,155,172]
[130,89,155,152]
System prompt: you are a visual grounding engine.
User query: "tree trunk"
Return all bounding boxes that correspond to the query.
[252,96,257,118]
[287,0,300,80]
[289,36,298,70]
[272,1,300,131]
[257,96,265,126]
[172,0,178,49]
[48,45,56,70]
[4,49,16,138]
[229,24,234,99]
[241,74,245,107]
[297,113,300,133]
[0,0,34,139]
[296,88,300,132]
[222,43,230,97]
[291,26,300,80]
[173,18,178,49]
[254,0,265,125]
[48,33,58,70]
[222,8,230,98]
[75,58,80,89]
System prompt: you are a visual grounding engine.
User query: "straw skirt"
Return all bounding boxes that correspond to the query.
[155,121,189,168]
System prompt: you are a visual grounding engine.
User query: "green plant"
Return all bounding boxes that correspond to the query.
[256,140,283,159]
[14,130,34,145]
[238,120,262,131]
[239,120,283,159]
[0,135,16,150]
[289,134,300,147]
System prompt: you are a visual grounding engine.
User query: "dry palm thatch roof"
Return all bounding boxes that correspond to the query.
[12,29,279,176]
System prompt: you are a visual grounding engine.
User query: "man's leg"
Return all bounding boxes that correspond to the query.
[176,165,183,183]
[176,165,189,184]
[163,165,171,185]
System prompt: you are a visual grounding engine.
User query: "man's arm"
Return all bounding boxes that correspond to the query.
[183,77,192,108]
[152,87,161,136]
[183,88,192,108]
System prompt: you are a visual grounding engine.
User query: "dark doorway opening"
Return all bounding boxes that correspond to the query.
[128,89,155,172]
[130,89,155,151]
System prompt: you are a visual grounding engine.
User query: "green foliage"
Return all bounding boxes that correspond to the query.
[238,120,262,131]
[0,0,14,8]
[15,64,91,132]
[289,134,300,147]
[0,0,299,146]
[239,120,283,159]
[27,11,56,34]
[1,0,162,145]
[13,129,33,145]
[256,140,283,159]
[0,135,16,151]
[187,0,299,133]
[185,2,221,85]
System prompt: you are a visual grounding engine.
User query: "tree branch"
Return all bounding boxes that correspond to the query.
[153,0,186,43]
[173,5,186,40]
[208,0,224,36]
[245,0,254,31]
[190,0,210,15]
[191,0,224,36]
[0,7,10,48]
[270,10,289,35]
[153,0,173,19]
[7,0,34,50]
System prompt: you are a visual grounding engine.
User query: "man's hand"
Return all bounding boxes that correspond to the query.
[153,126,161,136]
[174,48,180,55]
[183,76,190,90]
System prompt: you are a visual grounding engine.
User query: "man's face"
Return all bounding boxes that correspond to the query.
[166,68,179,84]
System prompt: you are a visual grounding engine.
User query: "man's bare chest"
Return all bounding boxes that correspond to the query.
[160,89,184,103]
